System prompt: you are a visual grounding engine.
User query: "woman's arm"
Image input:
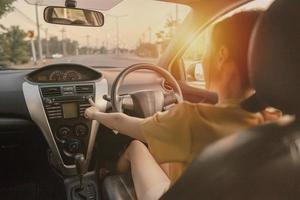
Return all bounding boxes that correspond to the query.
[85,100,146,142]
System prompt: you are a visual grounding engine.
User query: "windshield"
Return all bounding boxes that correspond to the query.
[0,0,190,69]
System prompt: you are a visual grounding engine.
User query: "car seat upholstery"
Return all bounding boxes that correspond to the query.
[161,121,300,200]
[161,0,300,199]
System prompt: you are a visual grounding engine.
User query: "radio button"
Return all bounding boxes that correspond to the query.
[47,110,61,114]
[79,103,91,107]
[49,116,62,119]
[63,86,74,92]
[44,98,53,104]
[45,106,61,110]
[63,91,74,95]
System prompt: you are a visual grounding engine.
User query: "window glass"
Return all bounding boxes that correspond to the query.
[181,0,275,88]
[182,29,210,88]
[0,0,190,69]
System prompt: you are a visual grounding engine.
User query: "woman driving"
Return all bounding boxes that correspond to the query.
[85,11,275,200]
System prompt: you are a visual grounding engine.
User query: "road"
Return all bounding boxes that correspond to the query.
[15,54,158,69]
[12,53,207,88]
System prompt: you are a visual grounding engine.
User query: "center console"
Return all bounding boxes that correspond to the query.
[40,84,95,166]
[23,64,108,200]
[23,75,108,176]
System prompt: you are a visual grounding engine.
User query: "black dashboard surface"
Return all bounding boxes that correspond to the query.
[0,69,32,118]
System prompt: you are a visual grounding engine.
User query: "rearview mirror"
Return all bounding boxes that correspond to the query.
[44,6,104,27]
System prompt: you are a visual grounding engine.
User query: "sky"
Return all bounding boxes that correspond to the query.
[0,0,191,49]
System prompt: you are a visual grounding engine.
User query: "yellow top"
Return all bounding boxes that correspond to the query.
[140,100,265,184]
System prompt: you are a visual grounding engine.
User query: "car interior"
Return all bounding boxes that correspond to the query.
[0,0,299,200]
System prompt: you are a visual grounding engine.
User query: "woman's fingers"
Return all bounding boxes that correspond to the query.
[89,98,96,107]
[89,98,103,110]
[84,107,92,119]
[84,106,98,119]
[84,109,89,119]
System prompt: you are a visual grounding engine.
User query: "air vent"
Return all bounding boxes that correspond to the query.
[75,85,94,94]
[41,87,61,97]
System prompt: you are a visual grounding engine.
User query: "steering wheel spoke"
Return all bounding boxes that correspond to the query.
[163,91,180,107]
[119,94,134,111]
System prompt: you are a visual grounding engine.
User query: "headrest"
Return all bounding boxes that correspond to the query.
[248,0,300,115]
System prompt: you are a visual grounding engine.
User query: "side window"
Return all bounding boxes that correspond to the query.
[182,29,211,88]
[181,0,274,89]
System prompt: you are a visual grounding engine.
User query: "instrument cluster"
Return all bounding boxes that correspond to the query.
[49,70,83,82]
[26,64,102,83]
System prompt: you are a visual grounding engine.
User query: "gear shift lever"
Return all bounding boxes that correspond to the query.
[74,153,86,189]
[71,154,96,200]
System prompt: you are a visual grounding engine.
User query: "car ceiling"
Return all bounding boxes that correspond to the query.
[24,0,124,10]
[25,0,257,11]
[160,0,258,7]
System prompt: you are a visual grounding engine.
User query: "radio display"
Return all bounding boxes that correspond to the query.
[62,103,78,119]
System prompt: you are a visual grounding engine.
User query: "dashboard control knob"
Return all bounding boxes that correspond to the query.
[57,127,71,141]
[87,95,93,100]
[74,124,89,137]
[65,139,81,154]
[83,95,93,101]
[44,98,53,104]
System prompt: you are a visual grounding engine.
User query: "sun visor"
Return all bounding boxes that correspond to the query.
[24,0,123,11]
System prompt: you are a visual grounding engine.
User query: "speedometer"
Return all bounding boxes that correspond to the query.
[63,70,82,81]
[49,70,64,81]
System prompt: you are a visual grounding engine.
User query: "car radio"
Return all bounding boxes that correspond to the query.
[42,96,93,120]
[41,85,94,120]
[39,84,95,165]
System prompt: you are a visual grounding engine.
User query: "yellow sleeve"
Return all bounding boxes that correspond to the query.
[140,102,193,163]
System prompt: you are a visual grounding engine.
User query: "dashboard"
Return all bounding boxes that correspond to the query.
[26,63,102,83]
[21,63,107,175]
[0,63,167,176]
[0,61,217,188]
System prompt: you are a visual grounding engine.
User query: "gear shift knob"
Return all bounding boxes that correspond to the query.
[74,153,85,176]
[72,154,96,199]
[74,153,86,189]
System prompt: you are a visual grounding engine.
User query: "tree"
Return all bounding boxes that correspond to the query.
[164,15,178,39]
[0,0,15,19]
[65,39,79,55]
[99,46,108,54]
[48,36,61,55]
[0,26,30,64]
[40,36,80,56]
[136,42,158,58]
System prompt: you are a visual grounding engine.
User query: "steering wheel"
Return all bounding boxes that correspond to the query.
[111,63,183,117]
